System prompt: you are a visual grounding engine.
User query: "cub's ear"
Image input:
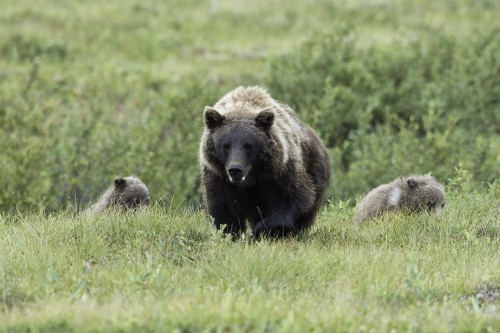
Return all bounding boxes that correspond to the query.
[204,107,224,129]
[407,178,418,189]
[255,109,274,129]
[114,177,127,189]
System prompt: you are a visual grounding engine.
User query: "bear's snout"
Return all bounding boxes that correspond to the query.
[227,164,246,183]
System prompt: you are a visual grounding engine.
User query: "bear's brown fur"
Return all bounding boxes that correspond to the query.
[199,86,331,238]
[84,176,150,215]
[355,174,445,222]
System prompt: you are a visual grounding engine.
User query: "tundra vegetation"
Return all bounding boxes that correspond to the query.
[0,0,499,331]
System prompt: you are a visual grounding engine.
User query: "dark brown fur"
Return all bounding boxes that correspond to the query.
[199,86,331,238]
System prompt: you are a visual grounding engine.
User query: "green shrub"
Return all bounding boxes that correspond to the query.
[1,9,499,211]
[0,61,225,211]
[266,27,500,200]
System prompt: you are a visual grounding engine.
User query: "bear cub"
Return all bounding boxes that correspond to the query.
[355,174,445,222]
[199,86,331,238]
[84,176,150,215]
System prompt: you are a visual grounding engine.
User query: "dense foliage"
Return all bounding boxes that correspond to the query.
[0,1,498,212]
[267,26,500,199]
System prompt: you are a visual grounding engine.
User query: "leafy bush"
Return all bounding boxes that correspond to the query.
[1,10,499,211]
[0,61,225,211]
[266,26,500,200]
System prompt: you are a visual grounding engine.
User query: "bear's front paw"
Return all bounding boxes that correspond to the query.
[252,219,294,239]
[251,221,269,240]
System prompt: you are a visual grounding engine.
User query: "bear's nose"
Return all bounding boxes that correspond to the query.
[227,165,244,181]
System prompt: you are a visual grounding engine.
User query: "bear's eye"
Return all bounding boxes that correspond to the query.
[441,202,445,208]
[426,202,435,210]
[222,143,231,151]
[243,143,253,151]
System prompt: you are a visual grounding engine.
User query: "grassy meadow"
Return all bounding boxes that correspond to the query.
[1,0,499,331]
[1,186,499,331]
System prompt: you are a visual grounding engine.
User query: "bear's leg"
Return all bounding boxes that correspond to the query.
[203,170,245,237]
[251,199,302,239]
[251,172,316,239]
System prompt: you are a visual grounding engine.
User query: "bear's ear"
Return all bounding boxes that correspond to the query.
[114,177,127,189]
[407,178,418,189]
[255,109,274,129]
[204,107,224,129]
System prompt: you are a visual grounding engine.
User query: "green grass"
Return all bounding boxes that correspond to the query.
[1,187,499,332]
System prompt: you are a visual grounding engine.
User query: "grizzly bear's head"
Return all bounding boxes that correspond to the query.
[204,106,275,185]
[111,176,150,210]
[402,176,445,213]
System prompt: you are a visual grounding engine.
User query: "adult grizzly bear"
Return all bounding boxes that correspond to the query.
[355,174,445,222]
[84,176,150,215]
[199,86,331,238]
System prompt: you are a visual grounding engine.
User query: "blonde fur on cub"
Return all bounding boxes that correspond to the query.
[355,174,445,222]
[84,176,149,215]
